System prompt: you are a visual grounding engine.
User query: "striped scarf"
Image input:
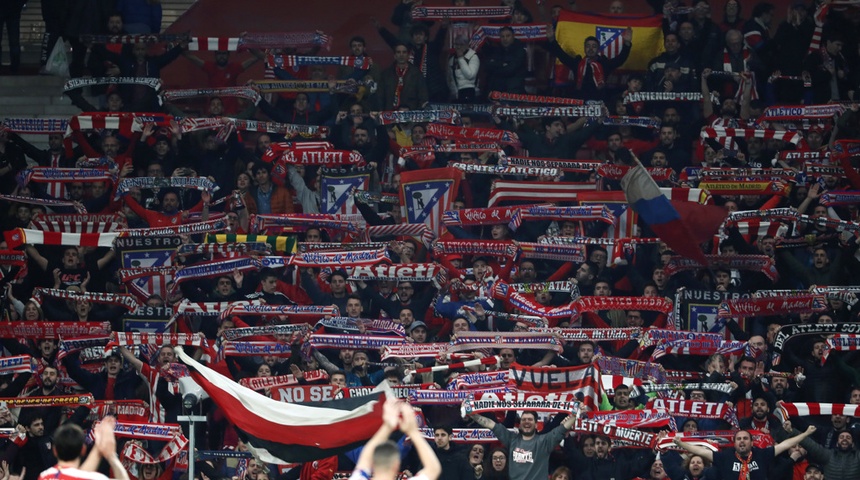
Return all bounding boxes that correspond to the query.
[501,157,601,172]
[238,371,329,390]
[253,213,363,233]
[309,334,406,350]
[160,86,259,104]
[700,127,802,145]
[425,123,519,146]
[221,323,309,341]
[175,242,271,258]
[64,76,162,92]
[206,233,297,253]
[188,37,240,51]
[778,402,860,419]
[254,79,368,94]
[0,321,111,339]
[489,90,584,105]
[375,110,459,125]
[518,242,586,263]
[221,304,337,321]
[509,205,614,231]
[66,112,146,138]
[218,341,292,357]
[34,287,140,311]
[117,219,227,237]
[470,24,547,51]
[448,332,562,353]
[411,6,512,19]
[623,91,704,103]
[2,117,68,134]
[381,343,450,359]
[533,327,641,342]
[433,240,518,258]
[0,355,35,375]
[242,31,333,51]
[4,228,118,249]
[266,54,373,70]
[30,215,125,233]
[492,105,603,118]
[18,167,115,186]
[115,176,217,198]
[450,163,559,177]
[79,33,189,45]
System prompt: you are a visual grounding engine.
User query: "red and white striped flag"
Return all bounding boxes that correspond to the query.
[488,180,596,207]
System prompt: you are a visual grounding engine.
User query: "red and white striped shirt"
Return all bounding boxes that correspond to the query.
[139,363,180,423]
[39,466,109,480]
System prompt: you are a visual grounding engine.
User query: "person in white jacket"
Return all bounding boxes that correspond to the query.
[447,36,480,102]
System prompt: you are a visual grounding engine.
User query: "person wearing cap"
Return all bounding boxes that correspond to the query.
[804,463,824,480]
[408,321,429,344]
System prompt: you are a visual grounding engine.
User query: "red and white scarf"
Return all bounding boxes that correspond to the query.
[4,228,118,249]
[188,37,240,51]
[410,6,512,19]
[778,402,860,419]
[577,57,605,90]
[701,127,802,145]
[489,90,584,105]
[426,123,520,145]
[238,370,329,390]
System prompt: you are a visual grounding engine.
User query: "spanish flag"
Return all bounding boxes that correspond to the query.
[555,10,665,71]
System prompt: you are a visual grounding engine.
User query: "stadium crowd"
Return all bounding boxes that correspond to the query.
[2,0,860,480]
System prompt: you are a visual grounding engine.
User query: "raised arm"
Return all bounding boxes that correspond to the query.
[468,412,497,430]
[701,69,714,118]
[23,244,48,271]
[352,397,400,474]
[118,346,144,372]
[401,402,441,480]
[774,425,817,456]
[672,437,714,462]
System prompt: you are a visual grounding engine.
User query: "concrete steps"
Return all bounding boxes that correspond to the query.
[0,75,95,153]
[3,0,199,67]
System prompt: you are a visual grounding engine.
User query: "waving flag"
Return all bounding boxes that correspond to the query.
[175,347,388,464]
[399,167,460,235]
[555,11,665,71]
[577,191,638,262]
[621,163,727,264]
[320,167,371,215]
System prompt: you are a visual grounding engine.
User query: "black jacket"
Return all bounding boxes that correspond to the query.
[484,40,528,94]
[62,352,142,401]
